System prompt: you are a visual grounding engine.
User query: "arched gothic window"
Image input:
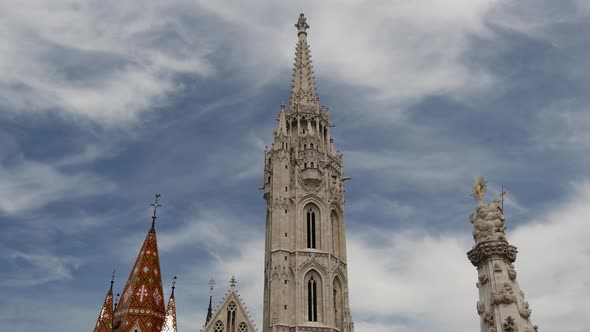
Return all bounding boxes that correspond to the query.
[238,322,247,332]
[306,208,317,249]
[227,302,236,332]
[307,276,318,321]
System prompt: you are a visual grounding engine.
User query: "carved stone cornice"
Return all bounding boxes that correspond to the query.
[467,240,518,267]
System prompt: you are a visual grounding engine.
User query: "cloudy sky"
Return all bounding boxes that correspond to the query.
[1,1,589,331]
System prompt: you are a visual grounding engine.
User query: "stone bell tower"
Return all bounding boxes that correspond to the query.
[261,13,354,332]
[467,178,538,332]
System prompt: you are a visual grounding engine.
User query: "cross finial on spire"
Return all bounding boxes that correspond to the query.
[170,275,177,298]
[110,269,116,289]
[150,193,162,230]
[295,13,309,35]
[230,276,237,289]
[209,278,215,296]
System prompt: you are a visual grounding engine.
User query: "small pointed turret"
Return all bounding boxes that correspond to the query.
[277,103,287,135]
[113,194,166,332]
[289,13,319,111]
[93,272,115,332]
[205,278,215,326]
[162,277,178,332]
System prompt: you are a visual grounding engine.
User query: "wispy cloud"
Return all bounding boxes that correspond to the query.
[0,1,214,125]
[0,251,81,287]
[0,157,116,216]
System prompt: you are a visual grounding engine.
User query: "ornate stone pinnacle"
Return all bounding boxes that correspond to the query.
[295,13,310,35]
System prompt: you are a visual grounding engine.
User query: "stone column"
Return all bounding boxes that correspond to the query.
[467,201,538,332]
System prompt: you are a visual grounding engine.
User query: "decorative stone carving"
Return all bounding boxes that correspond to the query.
[479,273,489,285]
[503,316,517,332]
[483,311,496,331]
[470,200,507,244]
[492,283,517,305]
[477,302,486,315]
[508,264,517,280]
[467,242,518,266]
[518,301,532,318]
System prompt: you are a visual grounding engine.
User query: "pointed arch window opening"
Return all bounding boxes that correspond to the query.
[306,209,316,249]
[307,277,318,321]
[227,302,237,332]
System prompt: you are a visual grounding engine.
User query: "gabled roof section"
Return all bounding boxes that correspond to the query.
[93,278,114,332]
[201,277,257,332]
[288,13,320,112]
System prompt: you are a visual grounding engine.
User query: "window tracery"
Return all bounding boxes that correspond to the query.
[214,320,223,332]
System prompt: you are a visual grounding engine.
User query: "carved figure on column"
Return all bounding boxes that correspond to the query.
[470,200,507,244]
[507,264,517,280]
[503,316,517,332]
[518,301,532,318]
[492,283,517,305]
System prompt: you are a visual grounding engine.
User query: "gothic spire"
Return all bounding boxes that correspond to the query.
[162,277,178,332]
[289,13,319,111]
[93,272,115,332]
[113,195,166,332]
[205,278,215,326]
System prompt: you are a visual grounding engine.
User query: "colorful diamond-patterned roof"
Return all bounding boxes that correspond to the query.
[162,288,177,332]
[113,227,166,332]
[93,281,114,332]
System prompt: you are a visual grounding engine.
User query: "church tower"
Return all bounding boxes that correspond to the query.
[262,13,354,332]
[467,178,538,332]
